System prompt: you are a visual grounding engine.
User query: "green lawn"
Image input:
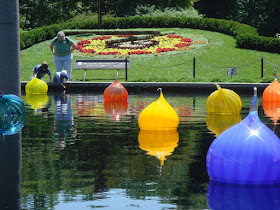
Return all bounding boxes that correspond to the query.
[20,28,280,83]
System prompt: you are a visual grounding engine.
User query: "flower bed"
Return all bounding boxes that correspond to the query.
[75,33,206,56]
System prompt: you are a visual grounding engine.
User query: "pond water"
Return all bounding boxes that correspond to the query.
[2,92,280,209]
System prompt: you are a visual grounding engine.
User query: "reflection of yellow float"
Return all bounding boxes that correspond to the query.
[138,88,179,130]
[206,84,242,113]
[25,77,48,94]
[206,113,242,136]
[138,130,179,166]
[263,100,280,124]
[26,94,48,110]
[104,101,128,122]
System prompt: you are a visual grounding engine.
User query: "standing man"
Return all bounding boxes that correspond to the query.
[49,31,76,81]
[33,61,52,82]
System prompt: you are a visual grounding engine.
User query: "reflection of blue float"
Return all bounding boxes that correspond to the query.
[206,88,280,184]
[207,181,280,210]
[0,94,25,135]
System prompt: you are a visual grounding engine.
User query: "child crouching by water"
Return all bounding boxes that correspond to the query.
[53,70,69,89]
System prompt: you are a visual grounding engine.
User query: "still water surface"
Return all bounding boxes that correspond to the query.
[16,92,280,209]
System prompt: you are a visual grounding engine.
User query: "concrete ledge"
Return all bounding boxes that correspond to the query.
[21,81,270,95]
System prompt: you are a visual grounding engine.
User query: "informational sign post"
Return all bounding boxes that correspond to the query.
[227,68,237,78]
[74,59,131,81]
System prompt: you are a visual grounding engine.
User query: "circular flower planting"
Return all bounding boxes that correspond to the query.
[75,33,207,57]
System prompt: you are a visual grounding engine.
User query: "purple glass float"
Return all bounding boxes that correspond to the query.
[206,87,280,184]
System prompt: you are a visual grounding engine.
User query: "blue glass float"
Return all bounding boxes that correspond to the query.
[206,87,280,184]
[0,94,25,135]
[207,181,280,210]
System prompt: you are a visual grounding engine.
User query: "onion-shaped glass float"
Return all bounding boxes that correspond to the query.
[138,129,179,166]
[138,88,179,130]
[104,101,128,122]
[206,87,280,184]
[25,77,48,94]
[0,94,25,135]
[207,181,280,210]
[206,84,242,113]
[206,113,242,137]
[262,78,280,102]
[103,72,128,102]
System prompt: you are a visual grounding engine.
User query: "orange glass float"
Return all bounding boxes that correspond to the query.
[262,100,280,124]
[103,72,128,102]
[104,101,128,122]
[262,78,280,102]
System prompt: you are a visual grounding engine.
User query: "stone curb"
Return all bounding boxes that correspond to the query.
[21,81,270,95]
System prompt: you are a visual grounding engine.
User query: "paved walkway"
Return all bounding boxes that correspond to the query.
[21,81,270,95]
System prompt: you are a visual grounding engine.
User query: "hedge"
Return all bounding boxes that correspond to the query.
[20,16,279,54]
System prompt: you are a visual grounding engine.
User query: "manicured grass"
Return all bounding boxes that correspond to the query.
[20,28,280,83]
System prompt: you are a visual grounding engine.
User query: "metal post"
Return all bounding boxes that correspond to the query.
[125,58,128,81]
[261,57,264,78]
[0,0,20,96]
[193,57,196,78]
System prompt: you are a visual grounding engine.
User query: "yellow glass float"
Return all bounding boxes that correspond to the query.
[25,77,48,94]
[206,113,242,137]
[206,84,242,113]
[138,88,179,130]
[26,94,48,111]
[138,129,179,166]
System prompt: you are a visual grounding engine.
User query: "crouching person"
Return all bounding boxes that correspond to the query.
[53,70,69,89]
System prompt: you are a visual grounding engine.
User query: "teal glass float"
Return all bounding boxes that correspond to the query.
[0,94,25,135]
[207,181,280,210]
[206,87,280,184]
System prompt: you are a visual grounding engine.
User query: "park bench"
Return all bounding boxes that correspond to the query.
[74,59,130,82]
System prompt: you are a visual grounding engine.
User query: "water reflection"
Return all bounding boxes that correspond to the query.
[138,130,179,167]
[206,113,242,136]
[53,92,76,148]
[104,101,128,122]
[263,100,280,124]
[207,181,280,210]
[26,94,49,113]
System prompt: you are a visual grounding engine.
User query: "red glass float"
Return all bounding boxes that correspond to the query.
[262,78,280,102]
[103,72,128,102]
[104,101,128,122]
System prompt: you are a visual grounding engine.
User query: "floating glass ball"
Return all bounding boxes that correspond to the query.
[206,113,242,137]
[104,101,128,122]
[207,181,280,210]
[138,130,179,166]
[103,77,128,102]
[206,87,280,184]
[0,94,25,116]
[262,78,280,102]
[0,94,25,135]
[206,84,242,113]
[25,77,48,94]
[138,88,179,130]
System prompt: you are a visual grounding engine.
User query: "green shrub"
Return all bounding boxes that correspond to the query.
[20,16,265,53]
